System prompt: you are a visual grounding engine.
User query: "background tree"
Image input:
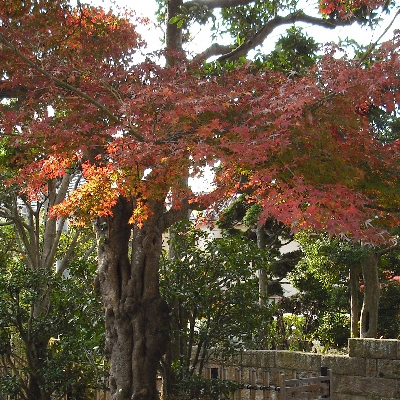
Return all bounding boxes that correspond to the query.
[291,232,400,344]
[160,220,273,398]
[0,221,105,400]
[1,1,400,399]
[217,195,302,303]
[0,130,104,399]
[378,248,400,338]
[289,233,360,347]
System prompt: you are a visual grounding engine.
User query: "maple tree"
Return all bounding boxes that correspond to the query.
[1,0,400,399]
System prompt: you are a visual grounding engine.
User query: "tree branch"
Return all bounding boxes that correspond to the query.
[55,230,81,275]
[0,33,145,142]
[216,11,355,62]
[377,243,400,257]
[193,43,232,62]
[357,7,400,65]
[0,220,14,226]
[183,0,254,9]
[0,85,28,100]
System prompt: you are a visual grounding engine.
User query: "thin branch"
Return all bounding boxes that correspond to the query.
[377,243,400,257]
[55,230,80,275]
[306,10,400,114]
[218,11,355,62]
[0,33,145,142]
[0,220,14,226]
[357,7,400,65]
[364,203,400,214]
[83,240,97,259]
[0,85,28,99]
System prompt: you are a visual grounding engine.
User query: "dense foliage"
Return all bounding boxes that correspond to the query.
[161,221,274,369]
[0,225,105,399]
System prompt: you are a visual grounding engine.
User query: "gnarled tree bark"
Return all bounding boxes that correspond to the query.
[94,196,190,400]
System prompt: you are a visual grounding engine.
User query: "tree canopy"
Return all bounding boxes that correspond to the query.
[1,1,399,242]
[1,1,400,243]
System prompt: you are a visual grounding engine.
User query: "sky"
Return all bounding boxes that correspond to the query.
[96,0,399,56]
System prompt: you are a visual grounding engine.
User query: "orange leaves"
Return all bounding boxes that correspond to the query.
[129,200,150,229]
[48,161,157,228]
[319,0,389,18]
[50,162,122,222]
[10,155,75,201]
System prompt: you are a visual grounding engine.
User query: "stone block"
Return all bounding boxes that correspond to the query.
[275,350,321,372]
[348,338,399,359]
[240,350,276,368]
[332,394,368,400]
[377,359,400,379]
[333,395,397,400]
[333,375,400,398]
[321,354,366,376]
[254,350,276,368]
[365,358,377,377]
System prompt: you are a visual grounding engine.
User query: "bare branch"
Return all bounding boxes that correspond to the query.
[55,230,80,275]
[162,196,207,230]
[0,220,14,226]
[217,11,356,62]
[56,231,97,276]
[0,85,28,100]
[377,243,400,257]
[193,43,232,62]
[357,8,400,64]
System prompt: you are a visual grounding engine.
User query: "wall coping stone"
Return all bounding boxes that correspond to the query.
[348,338,400,360]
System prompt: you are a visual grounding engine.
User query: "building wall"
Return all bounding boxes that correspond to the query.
[206,338,400,399]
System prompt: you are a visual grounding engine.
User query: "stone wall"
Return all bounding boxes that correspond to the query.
[206,339,400,400]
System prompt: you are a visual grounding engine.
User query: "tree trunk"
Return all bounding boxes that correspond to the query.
[349,266,360,338]
[165,0,183,66]
[95,197,170,400]
[256,225,267,306]
[360,251,380,338]
[26,336,51,400]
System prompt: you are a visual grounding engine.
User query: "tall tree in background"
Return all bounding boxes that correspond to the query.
[0,138,101,399]
[1,1,400,399]
[0,223,105,400]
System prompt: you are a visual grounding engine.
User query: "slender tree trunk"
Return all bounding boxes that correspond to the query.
[26,336,51,400]
[360,251,380,338]
[16,176,73,400]
[95,197,170,400]
[256,225,267,306]
[349,266,360,338]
